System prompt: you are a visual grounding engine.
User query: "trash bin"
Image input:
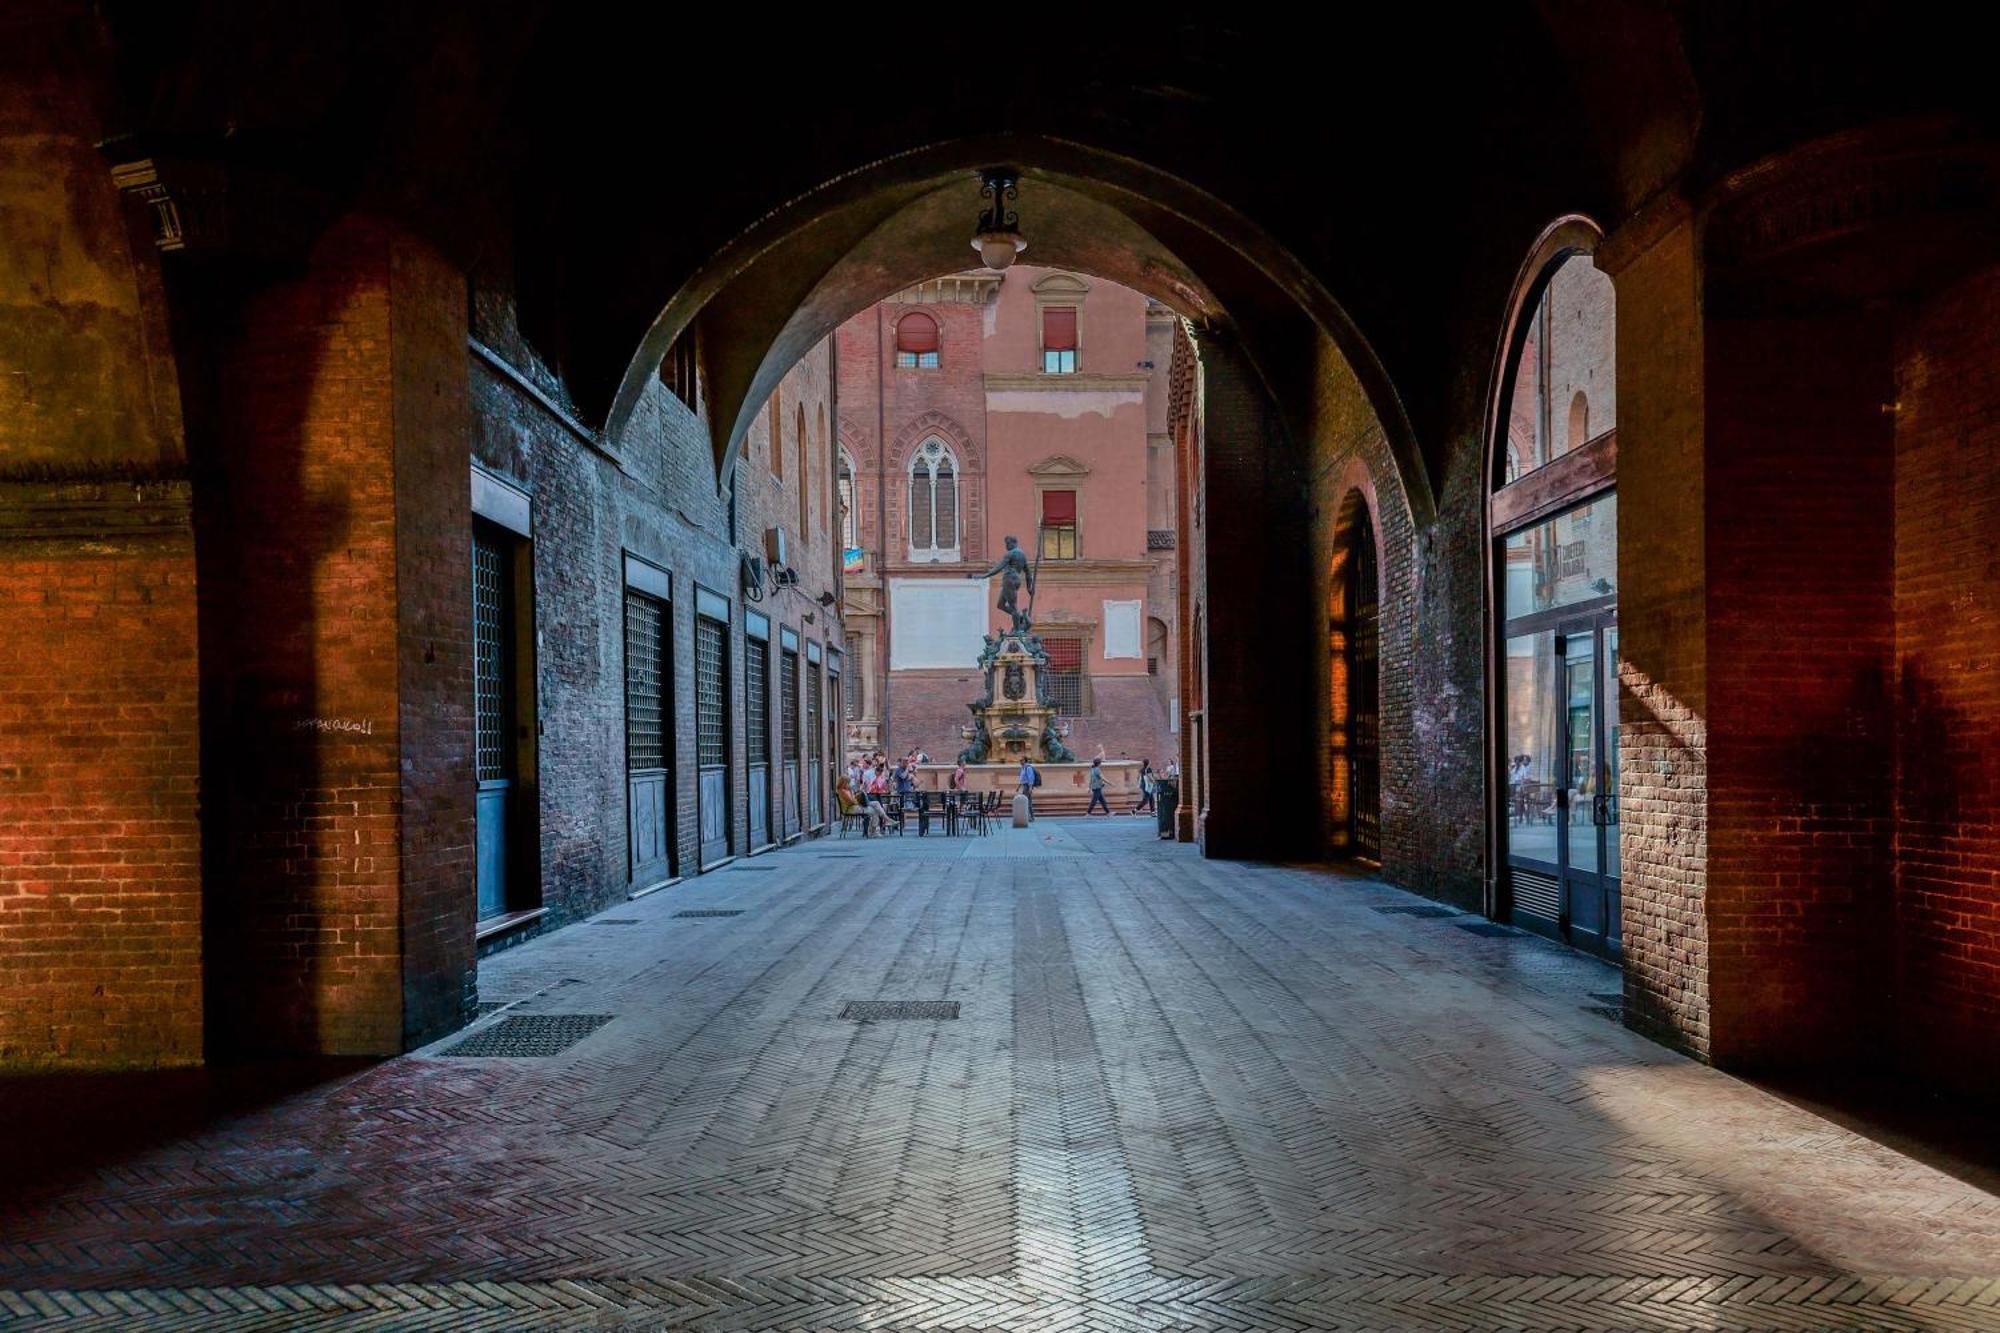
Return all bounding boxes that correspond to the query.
[1155,778,1179,838]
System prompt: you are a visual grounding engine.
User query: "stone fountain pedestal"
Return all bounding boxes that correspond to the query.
[956,629,1075,767]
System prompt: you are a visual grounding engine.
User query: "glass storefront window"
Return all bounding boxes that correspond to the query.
[1500,493,1616,618]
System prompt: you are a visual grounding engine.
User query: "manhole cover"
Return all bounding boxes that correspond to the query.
[674,909,744,918]
[594,918,641,925]
[439,1014,612,1057]
[840,1000,960,1021]
[1370,903,1458,918]
[1455,921,1518,938]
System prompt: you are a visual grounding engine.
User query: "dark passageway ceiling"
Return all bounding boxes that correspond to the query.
[90,0,1988,501]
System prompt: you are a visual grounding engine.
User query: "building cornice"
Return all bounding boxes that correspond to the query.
[982,372,1153,392]
[885,273,1003,305]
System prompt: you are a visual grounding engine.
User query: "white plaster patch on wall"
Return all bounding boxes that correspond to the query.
[889,578,987,668]
[986,389,1144,420]
[1103,599,1143,658]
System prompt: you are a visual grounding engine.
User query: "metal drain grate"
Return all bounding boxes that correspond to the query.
[593,918,641,925]
[731,865,779,871]
[1370,903,1458,918]
[819,853,862,859]
[1455,921,1518,938]
[674,909,744,918]
[840,1000,960,1021]
[439,1014,612,1057]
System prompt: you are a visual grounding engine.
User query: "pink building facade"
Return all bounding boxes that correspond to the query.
[836,268,1179,768]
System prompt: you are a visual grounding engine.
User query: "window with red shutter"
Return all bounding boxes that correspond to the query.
[894,313,940,368]
[1041,307,1078,373]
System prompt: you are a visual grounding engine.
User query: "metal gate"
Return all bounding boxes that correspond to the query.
[745,628,771,850]
[1347,518,1381,859]
[779,642,800,839]
[694,608,731,867]
[806,653,824,828]
[473,528,514,919]
[624,589,672,888]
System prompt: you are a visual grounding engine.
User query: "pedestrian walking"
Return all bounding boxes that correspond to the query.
[1086,757,1111,815]
[1134,759,1156,814]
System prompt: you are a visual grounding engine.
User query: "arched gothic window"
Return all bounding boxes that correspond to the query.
[907,438,960,561]
[895,313,940,368]
[838,450,858,551]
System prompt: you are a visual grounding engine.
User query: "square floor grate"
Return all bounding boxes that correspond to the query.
[840,1000,960,1021]
[1370,903,1459,918]
[1455,921,1518,938]
[674,909,744,918]
[439,1014,612,1057]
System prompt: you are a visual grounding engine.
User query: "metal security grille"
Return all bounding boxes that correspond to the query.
[624,591,666,772]
[696,615,728,768]
[1348,519,1382,858]
[806,661,823,766]
[1512,867,1561,921]
[780,649,799,762]
[745,636,770,765]
[845,660,861,719]
[439,1014,612,1058]
[472,531,509,782]
[1042,636,1086,717]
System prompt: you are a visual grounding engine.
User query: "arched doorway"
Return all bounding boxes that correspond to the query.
[1345,513,1381,860]
[1488,220,1620,957]
[1328,490,1380,860]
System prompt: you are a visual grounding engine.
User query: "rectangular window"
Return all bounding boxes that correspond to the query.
[695,614,728,769]
[472,530,512,783]
[1040,489,1077,560]
[1501,493,1618,621]
[661,330,699,410]
[624,591,667,772]
[1042,636,1087,716]
[1042,306,1078,374]
[780,648,800,762]
[845,645,863,719]
[806,660,823,767]
[894,349,940,368]
[745,634,770,765]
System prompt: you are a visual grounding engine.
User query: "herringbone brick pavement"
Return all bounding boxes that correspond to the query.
[2,821,1997,1330]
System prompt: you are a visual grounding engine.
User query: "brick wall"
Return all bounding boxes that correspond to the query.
[470,258,841,939]
[0,514,202,1066]
[1704,310,1896,1071]
[1892,263,2000,1101]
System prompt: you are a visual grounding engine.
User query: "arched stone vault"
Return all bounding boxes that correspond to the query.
[609,144,1435,525]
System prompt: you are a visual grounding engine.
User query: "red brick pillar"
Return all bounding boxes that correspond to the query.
[1612,203,1902,1073]
[1603,207,1712,1056]
[1191,334,1314,860]
[0,15,204,1068]
[203,215,475,1056]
